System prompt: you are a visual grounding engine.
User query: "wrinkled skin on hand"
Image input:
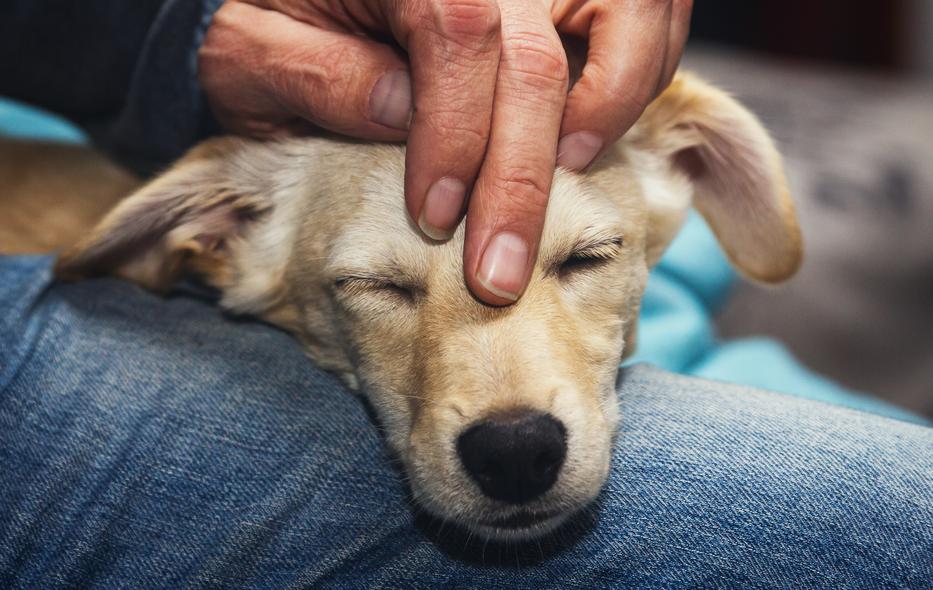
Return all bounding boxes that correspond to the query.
[199,0,693,305]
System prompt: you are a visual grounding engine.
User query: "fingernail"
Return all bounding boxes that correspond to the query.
[477,232,530,302]
[369,70,412,130]
[556,131,603,170]
[418,177,465,240]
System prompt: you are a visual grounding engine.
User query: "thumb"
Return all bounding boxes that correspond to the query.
[202,1,413,140]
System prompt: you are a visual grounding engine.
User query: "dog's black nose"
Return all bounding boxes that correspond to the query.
[456,409,567,504]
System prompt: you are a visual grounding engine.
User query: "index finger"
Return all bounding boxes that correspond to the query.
[388,0,503,240]
[462,2,569,304]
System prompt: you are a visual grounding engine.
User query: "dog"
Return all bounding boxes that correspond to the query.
[39,73,802,541]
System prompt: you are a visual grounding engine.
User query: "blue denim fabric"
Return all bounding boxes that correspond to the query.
[1,255,931,589]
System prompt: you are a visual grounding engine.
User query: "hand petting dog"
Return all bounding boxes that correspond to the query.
[198,0,693,305]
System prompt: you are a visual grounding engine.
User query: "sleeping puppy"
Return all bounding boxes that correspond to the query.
[54,73,802,541]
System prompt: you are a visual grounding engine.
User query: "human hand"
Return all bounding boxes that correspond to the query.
[199,0,692,304]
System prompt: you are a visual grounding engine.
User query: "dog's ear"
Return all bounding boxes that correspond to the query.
[55,139,271,291]
[608,72,802,283]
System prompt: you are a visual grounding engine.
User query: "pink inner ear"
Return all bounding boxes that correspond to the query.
[667,112,801,283]
[183,205,243,252]
[673,147,707,180]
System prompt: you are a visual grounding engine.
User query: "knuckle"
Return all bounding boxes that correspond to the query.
[493,168,551,213]
[431,0,501,44]
[575,61,660,113]
[278,41,369,119]
[205,0,239,33]
[424,109,489,144]
[502,31,569,90]
[597,62,654,113]
[618,81,654,113]
[198,5,241,73]
[271,60,327,116]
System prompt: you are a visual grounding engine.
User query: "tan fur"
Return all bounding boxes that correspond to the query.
[13,73,801,540]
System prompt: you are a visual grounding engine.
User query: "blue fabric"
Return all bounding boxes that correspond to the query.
[627,214,925,424]
[1,255,931,588]
[0,98,86,144]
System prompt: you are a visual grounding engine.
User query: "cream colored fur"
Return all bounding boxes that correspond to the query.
[49,73,801,540]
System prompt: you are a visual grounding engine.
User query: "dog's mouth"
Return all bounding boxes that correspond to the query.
[470,508,570,540]
[484,509,560,529]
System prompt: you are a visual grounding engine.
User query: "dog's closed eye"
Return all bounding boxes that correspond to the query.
[334,275,420,303]
[557,237,623,279]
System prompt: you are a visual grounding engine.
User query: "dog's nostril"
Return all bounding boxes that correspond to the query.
[456,409,567,505]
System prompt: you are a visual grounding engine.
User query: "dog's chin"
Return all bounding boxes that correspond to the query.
[470,510,572,542]
[418,499,588,542]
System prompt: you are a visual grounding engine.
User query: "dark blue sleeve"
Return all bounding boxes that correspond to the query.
[0,0,224,174]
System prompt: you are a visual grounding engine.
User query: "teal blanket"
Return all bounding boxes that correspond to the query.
[634,214,923,423]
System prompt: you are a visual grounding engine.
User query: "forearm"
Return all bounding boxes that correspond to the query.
[0,0,223,174]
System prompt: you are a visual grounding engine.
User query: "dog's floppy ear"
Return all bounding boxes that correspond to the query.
[55,138,270,291]
[623,73,802,283]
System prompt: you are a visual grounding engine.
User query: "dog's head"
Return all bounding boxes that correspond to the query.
[56,74,800,540]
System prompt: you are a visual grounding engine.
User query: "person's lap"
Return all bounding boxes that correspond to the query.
[1,255,930,589]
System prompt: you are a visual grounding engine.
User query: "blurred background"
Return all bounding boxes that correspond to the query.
[693,0,933,78]
[688,0,933,416]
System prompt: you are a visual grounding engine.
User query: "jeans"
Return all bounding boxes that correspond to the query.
[1,255,931,589]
